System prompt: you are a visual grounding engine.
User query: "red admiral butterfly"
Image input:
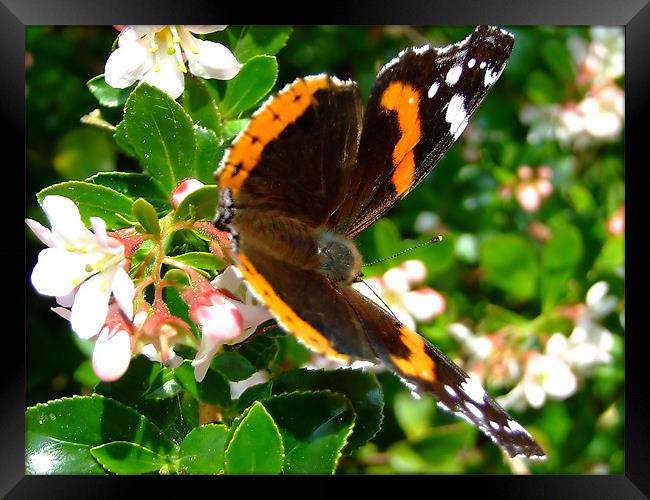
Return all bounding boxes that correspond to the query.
[216,26,546,460]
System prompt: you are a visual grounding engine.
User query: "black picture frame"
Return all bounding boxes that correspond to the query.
[10,0,646,497]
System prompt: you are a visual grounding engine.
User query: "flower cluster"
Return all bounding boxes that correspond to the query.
[520,27,624,148]
[448,281,619,412]
[105,25,241,99]
[27,182,271,383]
[353,260,446,331]
[499,165,554,213]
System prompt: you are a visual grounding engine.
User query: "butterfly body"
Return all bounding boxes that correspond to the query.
[216,26,546,460]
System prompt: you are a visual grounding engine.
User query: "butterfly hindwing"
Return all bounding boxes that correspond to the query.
[330,25,515,237]
[344,288,546,459]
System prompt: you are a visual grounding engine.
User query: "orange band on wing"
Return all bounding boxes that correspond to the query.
[235,253,349,362]
[218,76,330,194]
[389,325,436,383]
[380,82,421,196]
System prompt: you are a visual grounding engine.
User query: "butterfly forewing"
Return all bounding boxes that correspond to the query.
[330,25,515,237]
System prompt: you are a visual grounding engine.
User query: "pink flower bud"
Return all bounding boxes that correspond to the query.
[515,183,541,212]
[517,165,533,180]
[171,178,205,209]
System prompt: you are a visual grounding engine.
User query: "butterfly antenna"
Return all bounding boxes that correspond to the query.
[362,235,443,268]
[356,278,400,322]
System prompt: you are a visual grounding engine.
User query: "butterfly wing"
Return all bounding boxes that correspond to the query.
[330,25,515,237]
[343,287,546,459]
[217,75,361,229]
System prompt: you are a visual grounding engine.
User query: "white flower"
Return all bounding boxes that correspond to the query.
[498,352,577,411]
[448,323,493,361]
[26,195,135,339]
[105,25,241,99]
[171,177,205,209]
[353,260,446,330]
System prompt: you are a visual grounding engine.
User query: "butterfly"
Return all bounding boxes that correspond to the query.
[215,25,546,460]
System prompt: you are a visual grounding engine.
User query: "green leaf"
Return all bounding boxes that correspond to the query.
[221,55,278,118]
[171,252,225,272]
[594,235,624,274]
[235,382,273,413]
[133,198,161,238]
[393,391,435,441]
[272,368,383,453]
[222,118,249,139]
[174,361,231,408]
[87,74,135,108]
[479,234,538,301]
[114,120,137,158]
[262,391,355,474]
[213,351,257,382]
[225,401,284,474]
[86,172,170,213]
[124,83,196,192]
[53,127,116,180]
[95,356,162,406]
[540,221,583,310]
[231,26,293,63]
[37,181,135,230]
[182,76,222,132]
[193,125,223,185]
[178,424,229,474]
[173,185,219,222]
[91,441,168,474]
[234,333,279,370]
[26,394,174,474]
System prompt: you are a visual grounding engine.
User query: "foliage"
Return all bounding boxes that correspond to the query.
[25,26,624,475]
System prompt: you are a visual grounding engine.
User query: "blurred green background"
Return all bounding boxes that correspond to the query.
[25,26,624,474]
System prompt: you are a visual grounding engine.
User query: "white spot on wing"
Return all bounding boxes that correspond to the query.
[445,94,468,139]
[490,420,500,431]
[507,418,532,437]
[446,65,463,86]
[461,375,487,403]
[484,65,504,87]
[479,61,487,69]
[413,44,430,55]
[468,58,476,68]
[444,384,457,398]
[427,82,439,98]
[464,401,484,420]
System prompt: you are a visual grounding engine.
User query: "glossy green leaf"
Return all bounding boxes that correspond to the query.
[37,181,135,230]
[213,351,257,382]
[91,441,168,474]
[225,402,284,474]
[124,83,196,192]
[234,333,279,370]
[262,391,355,474]
[222,118,249,139]
[230,26,293,63]
[221,55,278,118]
[86,172,170,213]
[87,74,135,107]
[53,127,115,180]
[171,252,225,272]
[174,361,231,408]
[173,185,219,222]
[95,356,163,406]
[26,394,174,474]
[272,368,383,453]
[133,198,161,238]
[114,120,137,158]
[394,391,435,441]
[594,235,624,274]
[182,76,222,132]
[480,234,538,301]
[193,125,222,185]
[178,424,229,474]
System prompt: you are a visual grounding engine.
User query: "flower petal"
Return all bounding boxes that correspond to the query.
[105,42,153,89]
[31,247,91,297]
[111,266,135,320]
[185,25,227,34]
[92,325,132,382]
[140,52,185,99]
[25,218,55,247]
[186,40,241,80]
[70,271,114,339]
[42,195,91,245]
[212,265,243,294]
